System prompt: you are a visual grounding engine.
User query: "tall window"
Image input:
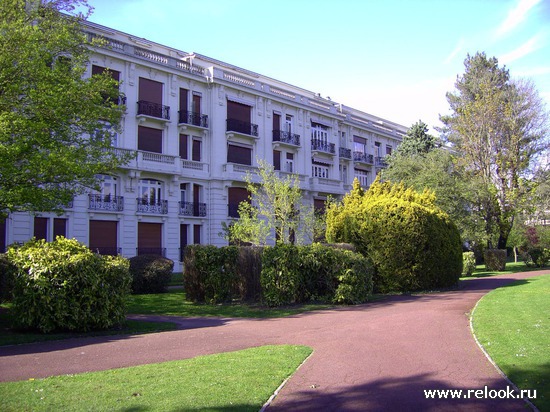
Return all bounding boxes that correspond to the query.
[273,150,281,171]
[138,179,163,203]
[386,145,393,156]
[139,78,162,105]
[375,141,381,157]
[228,187,250,217]
[97,174,118,197]
[285,115,293,133]
[311,122,328,145]
[138,126,162,153]
[354,168,369,187]
[312,161,329,178]
[92,65,122,105]
[179,88,188,113]
[192,138,201,161]
[179,134,188,159]
[354,136,367,154]
[227,144,252,165]
[285,153,294,173]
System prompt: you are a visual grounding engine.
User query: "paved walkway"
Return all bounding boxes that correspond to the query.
[1,270,547,411]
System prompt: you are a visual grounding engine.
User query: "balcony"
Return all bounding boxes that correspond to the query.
[375,156,388,168]
[136,198,168,214]
[311,139,335,155]
[339,147,352,159]
[179,201,207,217]
[273,130,300,146]
[226,118,258,137]
[92,247,122,256]
[178,110,208,128]
[136,247,166,257]
[137,100,170,120]
[354,152,374,165]
[88,194,124,211]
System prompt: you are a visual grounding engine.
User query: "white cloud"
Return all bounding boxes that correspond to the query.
[495,0,542,38]
[499,35,541,64]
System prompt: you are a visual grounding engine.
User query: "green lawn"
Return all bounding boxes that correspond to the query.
[0,345,312,411]
[461,260,539,280]
[127,289,334,318]
[471,274,550,411]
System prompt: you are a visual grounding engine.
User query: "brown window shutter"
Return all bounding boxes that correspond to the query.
[138,126,163,153]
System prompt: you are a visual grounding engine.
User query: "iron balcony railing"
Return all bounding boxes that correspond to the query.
[339,147,352,159]
[137,100,170,120]
[273,130,300,146]
[178,110,208,128]
[136,247,166,257]
[375,156,388,168]
[88,194,124,211]
[353,152,374,164]
[178,201,207,217]
[226,118,258,136]
[92,247,122,256]
[136,198,168,214]
[311,139,335,154]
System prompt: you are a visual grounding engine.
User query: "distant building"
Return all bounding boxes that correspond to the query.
[0,20,408,271]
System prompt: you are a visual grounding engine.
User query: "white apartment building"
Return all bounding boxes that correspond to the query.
[0,21,408,271]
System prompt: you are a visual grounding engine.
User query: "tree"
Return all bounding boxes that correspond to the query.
[0,0,129,215]
[222,160,318,245]
[387,120,437,161]
[440,52,549,249]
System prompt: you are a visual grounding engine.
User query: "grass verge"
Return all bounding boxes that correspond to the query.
[0,345,312,412]
[471,274,549,411]
[127,289,334,318]
[462,261,541,280]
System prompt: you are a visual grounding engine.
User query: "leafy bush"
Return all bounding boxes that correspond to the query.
[260,243,372,306]
[462,252,476,276]
[0,253,16,302]
[326,178,463,293]
[129,255,174,294]
[520,247,550,268]
[7,237,130,333]
[234,246,263,301]
[484,249,507,271]
[183,245,238,303]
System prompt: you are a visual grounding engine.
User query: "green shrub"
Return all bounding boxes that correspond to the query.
[0,253,16,302]
[520,247,550,268]
[234,246,263,301]
[183,245,238,303]
[7,237,130,333]
[129,254,174,294]
[484,249,507,271]
[260,243,372,307]
[462,252,476,276]
[326,178,462,293]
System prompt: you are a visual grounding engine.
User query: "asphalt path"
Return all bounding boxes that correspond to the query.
[1,270,547,411]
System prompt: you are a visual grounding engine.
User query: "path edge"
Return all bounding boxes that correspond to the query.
[469,289,539,412]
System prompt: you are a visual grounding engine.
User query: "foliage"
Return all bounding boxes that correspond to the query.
[183,245,238,304]
[260,243,372,307]
[0,0,131,214]
[222,159,318,245]
[6,237,130,333]
[128,254,174,294]
[387,120,437,160]
[440,52,549,249]
[462,252,476,276]
[0,254,16,302]
[520,247,550,268]
[326,178,463,293]
[483,249,507,271]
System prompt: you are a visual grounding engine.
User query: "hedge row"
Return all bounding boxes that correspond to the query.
[183,243,373,306]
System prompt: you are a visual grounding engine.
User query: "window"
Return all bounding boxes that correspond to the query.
[386,145,393,155]
[138,179,163,203]
[193,224,201,244]
[53,218,67,239]
[192,138,201,161]
[92,65,122,105]
[89,220,118,255]
[180,223,188,260]
[273,112,280,131]
[227,144,252,165]
[312,161,329,178]
[228,187,250,217]
[340,164,348,184]
[285,153,294,173]
[273,150,281,171]
[285,115,293,133]
[312,122,329,144]
[137,222,163,256]
[227,100,255,135]
[34,217,48,240]
[97,174,118,197]
[180,183,187,203]
[355,168,369,187]
[138,126,162,153]
[179,88,189,113]
[375,141,381,157]
[354,136,367,154]
[139,78,162,104]
[179,134,188,159]
[192,93,201,114]
[0,219,6,253]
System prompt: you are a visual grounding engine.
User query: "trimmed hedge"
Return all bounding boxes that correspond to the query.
[129,254,174,294]
[0,253,15,302]
[7,237,131,333]
[484,249,507,271]
[326,178,463,293]
[183,244,372,307]
[462,252,476,276]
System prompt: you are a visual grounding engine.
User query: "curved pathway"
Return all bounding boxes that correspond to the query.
[1,270,547,411]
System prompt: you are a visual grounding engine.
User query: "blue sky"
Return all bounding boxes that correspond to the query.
[85,0,550,134]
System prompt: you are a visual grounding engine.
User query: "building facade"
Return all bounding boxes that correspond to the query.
[0,21,408,271]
